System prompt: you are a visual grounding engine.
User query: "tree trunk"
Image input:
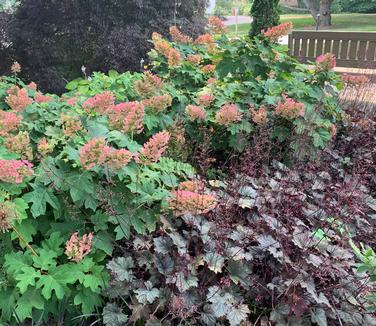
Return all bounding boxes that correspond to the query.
[303,0,332,27]
[319,0,332,27]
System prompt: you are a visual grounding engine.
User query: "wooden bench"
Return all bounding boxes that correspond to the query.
[288,31,376,69]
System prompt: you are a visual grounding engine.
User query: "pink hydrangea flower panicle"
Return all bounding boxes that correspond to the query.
[136,131,170,165]
[0,160,34,184]
[5,87,33,112]
[168,181,217,216]
[215,103,243,126]
[275,95,305,119]
[79,138,112,170]
[185,105,207,121]
[316,53,336,71]
[65,232,93,262]
[263,22,293,42]
[82,91,115,114]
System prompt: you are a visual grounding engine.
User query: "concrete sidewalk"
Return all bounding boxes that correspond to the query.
[224,16,252,26]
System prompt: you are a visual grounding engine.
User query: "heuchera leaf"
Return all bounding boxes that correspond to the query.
[103,303,129,326]
[227,304,250,326]
[107,257,134,282]
[134,281,160,304]
[204,252,225,274]
[175,272,198,293]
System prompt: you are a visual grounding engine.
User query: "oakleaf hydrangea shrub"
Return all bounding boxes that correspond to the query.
[148,22,342,164]
[0,72,198,323]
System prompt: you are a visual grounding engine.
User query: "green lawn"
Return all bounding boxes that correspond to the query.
[229,13,376,36]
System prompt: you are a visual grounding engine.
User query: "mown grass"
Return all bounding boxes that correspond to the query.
[228,13,376,36]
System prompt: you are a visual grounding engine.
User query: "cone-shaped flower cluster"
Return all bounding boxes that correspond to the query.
[134,72,164,98]
[250,106,268,125]
[0,160,34,184]
[169,26,192,43]
[65,232,93,262]
[5,87,33,112]
[216,104,243,126]
[108,102,145,134]
[316,53,336,71]
[275,95,305,119]
[80,138,133,171]
[196,92,214,107]
[208,16,227,34]
[136,131,170,165]
[168,181,216,216]
[61,114,83,138]
[186,105,206,121]
[263,22,293,42]
[82,91,115,114]
[80,138,112,170]
[37,137,54,156]
[187,54,202,65]
[4,131,33,160]
[35,92,53,104]
[143,94,172,113]
[0,110,21,137]
[0,201,18,233]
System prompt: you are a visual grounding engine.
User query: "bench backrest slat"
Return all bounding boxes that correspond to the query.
[288,31,376,68]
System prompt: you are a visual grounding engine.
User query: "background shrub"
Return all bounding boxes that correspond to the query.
[6,0,207,93]
[249,0,280,36]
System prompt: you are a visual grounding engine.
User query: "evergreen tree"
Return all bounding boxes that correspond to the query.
[249,0,280,36]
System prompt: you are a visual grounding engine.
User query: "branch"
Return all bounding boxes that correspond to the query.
[302,0,319,21]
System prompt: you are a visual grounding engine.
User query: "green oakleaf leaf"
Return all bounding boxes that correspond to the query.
[74,287,102,314]
[23,185,60,217]
[82,265,108,292]
[14,289,44,322]
[36,273,67,300]
[32,249,57,270]
[4,251,33,274]
[15,266,41,294]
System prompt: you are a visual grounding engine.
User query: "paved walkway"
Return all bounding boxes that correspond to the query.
[225,16,289,45]
[224,16,252,26]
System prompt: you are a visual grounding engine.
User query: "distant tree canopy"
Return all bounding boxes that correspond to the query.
[3,0,207,93]
[341,0,376,13]
[249,0,280,36]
